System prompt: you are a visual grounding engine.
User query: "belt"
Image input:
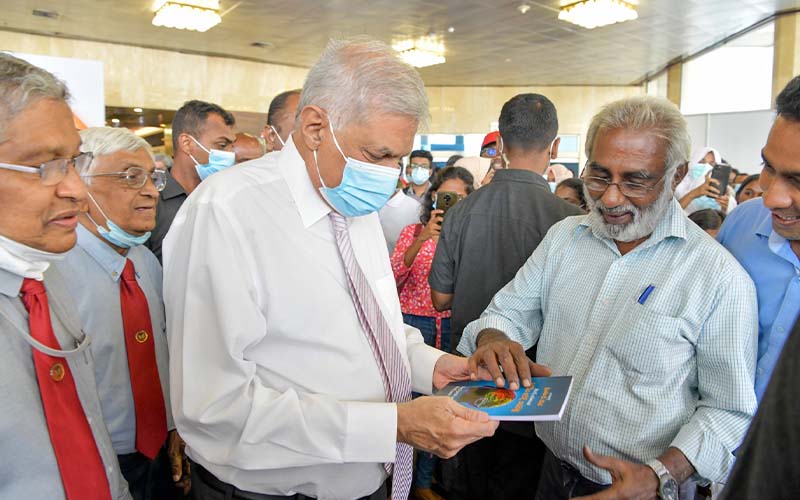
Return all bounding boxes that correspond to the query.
[193,460,302,500]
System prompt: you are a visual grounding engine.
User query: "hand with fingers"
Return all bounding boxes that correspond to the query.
[467,328,552,391]
[396,396,500,458]
[167,430,191,494]
[572,446,659,500]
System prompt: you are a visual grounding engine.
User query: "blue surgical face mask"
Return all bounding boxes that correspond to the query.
[313,122,400,218]
[693,196,721,212]
[410,166,431,186]
[189,136,236,181]
[86,193,151,248]
[689,163,712,180]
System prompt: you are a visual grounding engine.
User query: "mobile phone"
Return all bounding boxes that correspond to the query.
[710,163,731,196]
[436,191,460,218]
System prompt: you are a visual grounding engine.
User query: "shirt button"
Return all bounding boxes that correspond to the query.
[758,368,764,375]
[112,271,118,278]
[778,326,785,333]
[49,363,65,382]
[603,299,610,305]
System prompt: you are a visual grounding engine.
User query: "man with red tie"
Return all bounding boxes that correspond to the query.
[0,54,131,499]
[52,126,188,499]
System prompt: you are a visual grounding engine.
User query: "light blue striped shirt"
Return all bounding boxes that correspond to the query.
[459,199,757,484]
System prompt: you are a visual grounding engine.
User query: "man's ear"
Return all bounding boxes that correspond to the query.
[177,133,194,158]
[673,162,688,189]
[298,105,327,152]
[550,137,561,159]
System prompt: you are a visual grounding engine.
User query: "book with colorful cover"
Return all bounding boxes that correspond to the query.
[435,376,573,421]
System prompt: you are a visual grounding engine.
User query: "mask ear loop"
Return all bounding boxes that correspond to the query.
[270,125,286,147]
[85,192,111,230]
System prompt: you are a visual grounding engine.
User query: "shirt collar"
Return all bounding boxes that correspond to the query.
[580,198,688,249]
[281,135,332,228]
[76,224,127,282]
[160,169,187,201]
[755,200,774,239]
[0,267,23,297]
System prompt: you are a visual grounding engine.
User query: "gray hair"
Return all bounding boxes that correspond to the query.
[79,127,155,180]
[298,37,430,130]
[154,153,173,169]
[585,96,690,177]
[0,52,69,140]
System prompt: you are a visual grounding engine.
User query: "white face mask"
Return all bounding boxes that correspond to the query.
[0,233,67,280]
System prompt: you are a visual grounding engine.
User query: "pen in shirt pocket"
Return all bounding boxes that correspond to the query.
[637,285,655,305]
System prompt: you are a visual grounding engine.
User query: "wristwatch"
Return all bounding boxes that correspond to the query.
[646,458,679,500]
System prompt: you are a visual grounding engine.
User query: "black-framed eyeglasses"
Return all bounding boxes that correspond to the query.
[584,174,666,199]
[0,152,94,186]
[410,162,430,169]
[81,167,167,191]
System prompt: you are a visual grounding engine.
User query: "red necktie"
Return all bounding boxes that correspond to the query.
[119,259,167,459]
[20,278,111,500]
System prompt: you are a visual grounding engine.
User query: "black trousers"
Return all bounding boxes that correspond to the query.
[118,446,182,500]
[442,427,546,500]
[191,460,388,500]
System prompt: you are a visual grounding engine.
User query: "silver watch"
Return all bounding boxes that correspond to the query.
[646,458,679,500]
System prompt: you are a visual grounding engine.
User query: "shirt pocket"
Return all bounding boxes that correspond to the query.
[606,304,694,377]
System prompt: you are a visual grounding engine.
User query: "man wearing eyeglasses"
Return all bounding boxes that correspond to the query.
[0,53,132,499]
[457,96,758,500]
[51,127,187,500]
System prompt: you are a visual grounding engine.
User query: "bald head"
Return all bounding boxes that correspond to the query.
[233,132,266,163]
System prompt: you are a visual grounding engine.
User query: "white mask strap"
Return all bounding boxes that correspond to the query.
[189,135,210,154]
[270,125,286,147]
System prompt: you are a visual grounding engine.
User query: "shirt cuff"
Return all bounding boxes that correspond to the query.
[670,423,733,483]
[343,401,397,463]
[409,342,446,395]
[457,315,532,356]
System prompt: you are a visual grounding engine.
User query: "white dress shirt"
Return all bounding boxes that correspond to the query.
[379,190,421,253]
[162,138,443,500]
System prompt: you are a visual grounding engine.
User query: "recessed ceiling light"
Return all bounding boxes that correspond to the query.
[558,0,638,29]
[32,9,59,19]
[133,107,143,113]
[251,41,274,49]
[152,0,222,33]
[518,4,531,14]
[447,26,455,33]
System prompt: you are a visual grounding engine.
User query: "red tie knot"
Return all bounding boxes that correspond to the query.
[122,259,137,282]
[20,277,46,297]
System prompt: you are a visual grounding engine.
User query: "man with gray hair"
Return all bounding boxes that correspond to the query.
[458,96,758,500]
[53,127,190,499]
[163,38,505,500]
[0,54,132,498]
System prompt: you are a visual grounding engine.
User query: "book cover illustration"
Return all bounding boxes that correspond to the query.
[435,376,573,421]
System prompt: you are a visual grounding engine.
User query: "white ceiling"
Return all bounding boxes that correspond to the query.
[0,0,797,86]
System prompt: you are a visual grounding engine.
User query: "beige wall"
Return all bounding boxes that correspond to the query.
[1,30,643,147]
[427,85,643,164]
[0,30,308,112]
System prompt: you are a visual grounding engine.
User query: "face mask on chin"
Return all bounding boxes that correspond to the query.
[0,233,67,280]
[85,192,151,248]
[188,135,236,181]
[313,121,401,218]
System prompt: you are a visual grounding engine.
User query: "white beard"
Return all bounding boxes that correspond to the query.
[584,182,674,243]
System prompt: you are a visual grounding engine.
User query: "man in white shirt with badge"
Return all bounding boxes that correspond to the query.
[163,38,511,500]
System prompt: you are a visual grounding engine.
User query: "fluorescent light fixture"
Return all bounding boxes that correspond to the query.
[392,36,446,68]
[558,0,638,30]
[152,0,222,32]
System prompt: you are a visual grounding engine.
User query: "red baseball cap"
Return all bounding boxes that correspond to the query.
[482,131,500,148]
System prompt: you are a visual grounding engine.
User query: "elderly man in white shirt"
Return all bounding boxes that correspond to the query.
[163,38,511,500]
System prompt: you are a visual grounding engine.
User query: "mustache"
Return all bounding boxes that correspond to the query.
[595,202,638,216]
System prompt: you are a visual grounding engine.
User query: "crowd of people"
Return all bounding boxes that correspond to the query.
[0,33,798,500]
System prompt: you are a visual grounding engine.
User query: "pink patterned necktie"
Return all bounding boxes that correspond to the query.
[329,213,413,500]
